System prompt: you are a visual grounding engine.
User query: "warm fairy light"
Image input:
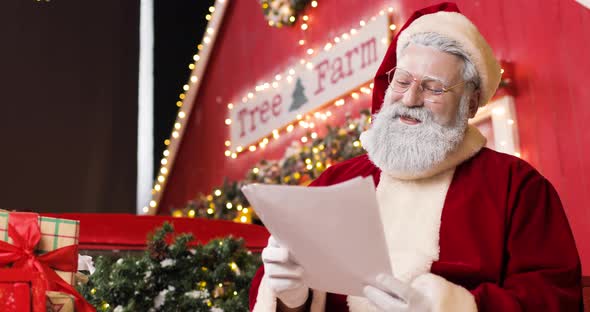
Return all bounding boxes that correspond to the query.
[240,216,247,223]
[226,202,233,209]
[161,167,168,174]
[163,150,170,156]
[178,111,186,118]
[249,145,256,152]
[353,140,361,147]
[306,164,313,170]
[350,29,357,35]
[307,48,314,55]
[243,208,249,213]
[183,84,190,91]
[360,20,366,26]
[224,150,231,157]
[224,140,231,146]
[179,94,186,99]
[289,68,295,75]
[225,118,232,125]
[253,167,260,174]
[306,62,313,70]
[351,92,359,99]
[289,16,296,23]
[190,76,198,83]
[302,15,309,21]
[172,131,179,138]
[189,63,195,70]
[236,146,243,152]
[207,208,214,215]
[301,23,308,30]
[161,158,168,165]
[334,36,341,43]
[174,123,181,129]
[206,27,214,35]
[209,6,215,13]
[272,81,279,88]
[164,139,170,146]
[514,152,521,158]
[155,184,161,191]
[311,0,318,7]
[501,68,505,74]
[349,123,356,130]
[389,24,397,31]
[370,82,374,88]
[507,119,514,125]
[176,101,183,107]
[275,74,282,81]
[247,92,254,99]
[311,132,318,139]
[214,189,222,196]
[142,207,149,213]
[299,39,305,45]
[231,153,237,159]
[188,210,196,217]
[227,103,234,109]
[149,200,157,208]
[388,7,394,12]
[301,136,308,143]
[287,124,294,132]
[193,54,200,61]
[157,175,165,183]
[237,204,243,211]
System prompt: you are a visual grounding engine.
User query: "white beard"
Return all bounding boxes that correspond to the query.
[360,88,470,175]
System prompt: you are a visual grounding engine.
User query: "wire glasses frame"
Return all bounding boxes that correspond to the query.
[386,67,467,102]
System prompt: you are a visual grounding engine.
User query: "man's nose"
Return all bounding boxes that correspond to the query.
[401,83,424,108]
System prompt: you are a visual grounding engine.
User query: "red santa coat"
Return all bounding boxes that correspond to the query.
[249,147,582,311]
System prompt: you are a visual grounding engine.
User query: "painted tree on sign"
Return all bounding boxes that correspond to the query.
[289,78,308,112]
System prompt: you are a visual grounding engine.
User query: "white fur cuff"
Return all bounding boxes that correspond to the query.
[411,273,477,312]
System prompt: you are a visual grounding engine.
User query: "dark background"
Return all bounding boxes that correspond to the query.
[0,0,212,213]
[153,0,215,176]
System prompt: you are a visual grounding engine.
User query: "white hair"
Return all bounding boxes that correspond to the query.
[397,32,480,91]
[360,88,471,174]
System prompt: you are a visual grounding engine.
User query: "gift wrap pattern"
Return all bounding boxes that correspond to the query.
[0,212,80,285]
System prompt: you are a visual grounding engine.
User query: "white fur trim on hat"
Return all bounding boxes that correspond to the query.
[396,11,501,106]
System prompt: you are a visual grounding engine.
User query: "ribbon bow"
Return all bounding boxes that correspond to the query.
[0,212,95,312]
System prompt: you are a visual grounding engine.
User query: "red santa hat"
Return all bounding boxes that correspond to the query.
[371,2,501,113]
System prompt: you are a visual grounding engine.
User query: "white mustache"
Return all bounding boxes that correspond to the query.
[377,102,435,124]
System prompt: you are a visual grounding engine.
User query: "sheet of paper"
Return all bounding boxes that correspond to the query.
[241,176,392,296]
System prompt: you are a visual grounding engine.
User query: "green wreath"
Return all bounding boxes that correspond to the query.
[260,0,311,27]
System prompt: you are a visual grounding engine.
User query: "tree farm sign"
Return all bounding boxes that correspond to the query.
[229,15,389,150]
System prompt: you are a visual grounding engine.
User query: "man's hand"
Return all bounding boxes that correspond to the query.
[261,236,309,308]
[363,274,431,312]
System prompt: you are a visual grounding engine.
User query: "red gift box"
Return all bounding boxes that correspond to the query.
[0,268,45,312]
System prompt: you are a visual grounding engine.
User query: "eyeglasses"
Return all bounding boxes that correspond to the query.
[386,67,467,102]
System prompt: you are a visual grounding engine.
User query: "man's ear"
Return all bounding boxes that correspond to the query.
[468,89,481,118]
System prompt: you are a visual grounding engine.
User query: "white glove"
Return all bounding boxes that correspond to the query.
[261,236,309,308]
[363,274,431,312]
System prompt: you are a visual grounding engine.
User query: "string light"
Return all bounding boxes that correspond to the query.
[149,1,226,213]
[222,8,395,159]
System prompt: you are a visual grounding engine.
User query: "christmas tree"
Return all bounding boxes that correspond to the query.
[288,78,308,112]
[78,223,261,312]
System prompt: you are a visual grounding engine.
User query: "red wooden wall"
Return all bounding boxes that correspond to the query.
[159,0,590,274]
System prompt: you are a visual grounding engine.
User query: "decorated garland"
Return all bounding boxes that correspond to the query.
[260,0,311,27]
[78,223,260,312]
[171,110,372,223]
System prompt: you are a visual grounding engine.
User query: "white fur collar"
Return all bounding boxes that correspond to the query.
[385,125,486,180]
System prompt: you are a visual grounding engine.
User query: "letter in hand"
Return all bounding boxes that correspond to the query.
[363,274,431,312]
[262,236,310,308]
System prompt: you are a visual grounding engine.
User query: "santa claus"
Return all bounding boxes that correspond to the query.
[249,2,582,312]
